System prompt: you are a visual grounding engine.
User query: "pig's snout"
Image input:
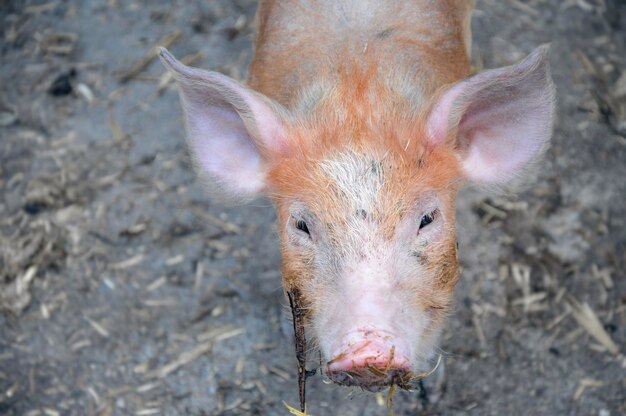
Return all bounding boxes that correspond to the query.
[326,330,411,391]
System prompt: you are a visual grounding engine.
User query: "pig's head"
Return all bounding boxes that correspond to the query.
[159,46,555,391]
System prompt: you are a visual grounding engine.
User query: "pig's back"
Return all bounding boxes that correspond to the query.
[248,0,473,108]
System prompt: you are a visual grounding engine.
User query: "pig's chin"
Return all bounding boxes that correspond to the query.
[323,329,422,391]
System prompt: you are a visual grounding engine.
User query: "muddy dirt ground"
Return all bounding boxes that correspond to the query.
[1,1,625,415]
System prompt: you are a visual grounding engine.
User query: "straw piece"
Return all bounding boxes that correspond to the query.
[144,341,214,379]
[118,32,182,82]
[84,316,109,337]
[566,295,619,355]
[283,401,311,416]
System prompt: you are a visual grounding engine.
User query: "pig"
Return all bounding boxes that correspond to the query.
[159,0,555,400]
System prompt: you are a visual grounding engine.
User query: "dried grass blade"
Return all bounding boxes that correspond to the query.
[283,401,311,416]
[566,295,619,355]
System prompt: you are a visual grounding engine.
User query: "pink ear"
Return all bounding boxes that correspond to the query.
[159,48,286,201]
[427,45,556,183]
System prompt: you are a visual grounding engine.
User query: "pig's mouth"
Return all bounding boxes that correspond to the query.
[325,331,417,392]
[326,361,412,392]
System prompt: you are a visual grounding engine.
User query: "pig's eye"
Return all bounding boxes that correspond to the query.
[295,219,310,236]
[419,209,438,230]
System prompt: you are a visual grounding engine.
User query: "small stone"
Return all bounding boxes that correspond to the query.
[49,69,76,96]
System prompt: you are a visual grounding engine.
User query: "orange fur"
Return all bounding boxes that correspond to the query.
[249,0,473,106]
[249,0,472,372]
[263,53,462,301]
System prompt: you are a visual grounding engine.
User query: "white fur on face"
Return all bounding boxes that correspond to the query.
[318,149,386,248]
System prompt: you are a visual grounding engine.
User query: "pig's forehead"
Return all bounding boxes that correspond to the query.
[318,150,387,211]
[309,149,423,223]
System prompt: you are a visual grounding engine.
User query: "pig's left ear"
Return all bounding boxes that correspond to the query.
[426,45,556,183]
[158,48,287,201]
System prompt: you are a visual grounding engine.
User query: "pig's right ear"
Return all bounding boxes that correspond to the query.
[158,48,287,201]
